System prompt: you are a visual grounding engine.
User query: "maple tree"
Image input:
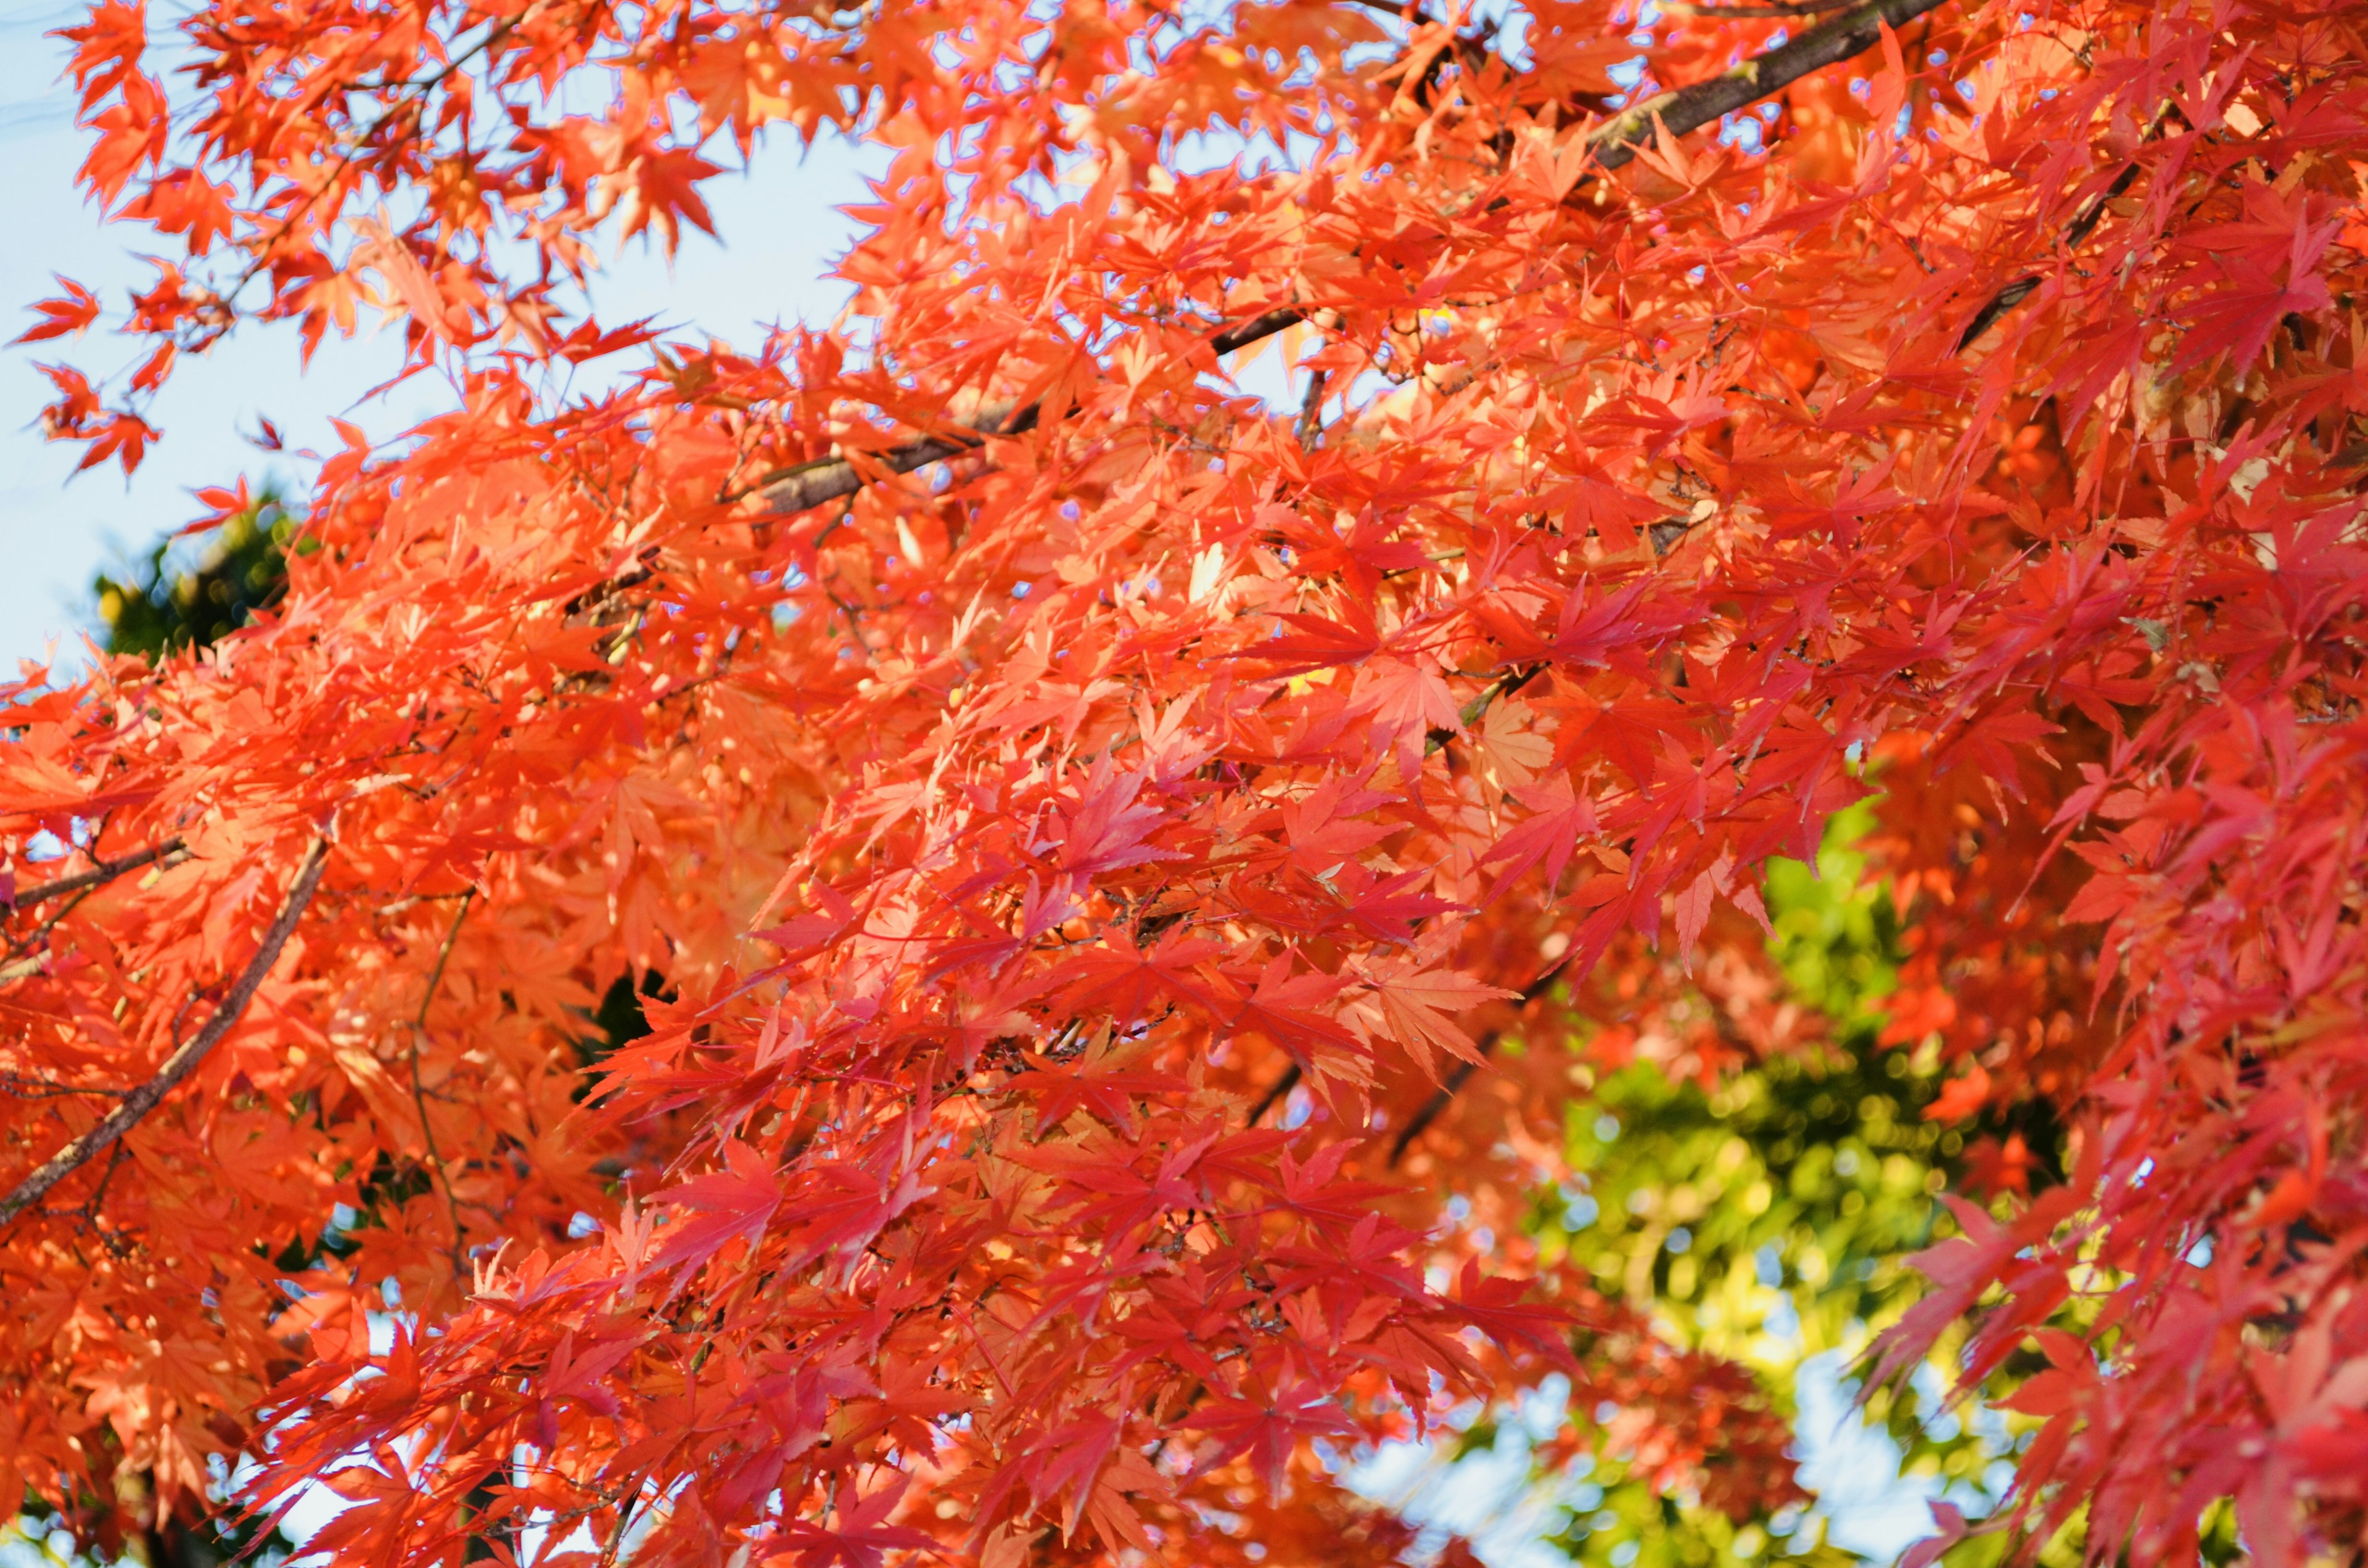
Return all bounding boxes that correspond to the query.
[6,0,2368,1561]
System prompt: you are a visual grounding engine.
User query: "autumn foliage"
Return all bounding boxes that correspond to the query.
[4,0,2368,1562]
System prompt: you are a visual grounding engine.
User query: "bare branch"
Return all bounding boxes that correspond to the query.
[761,0,1954,516]
[758,404,1034,515]
[1666,1,1856,18]
[7,839,189,911]
[1206,306,1314,359]
[0,836,331,1226]
[1582,0,1950,167]
[1296,369,1330,447]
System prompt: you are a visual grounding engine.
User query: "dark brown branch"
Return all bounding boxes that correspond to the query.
[1584,0,1949,166]
[761,0,1952,516]
[1296,369,1330,446]
[1389,1042,1495,1166]
[1667,1,1855,14]
[7,839,188,911]
[1209,308,1312,359]
[0,836,331,1226]
[1388,948,1576,1168]
[1248,1063,1303,1126]
[1955,126,2160,351]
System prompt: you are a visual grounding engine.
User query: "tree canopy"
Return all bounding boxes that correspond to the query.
[4,0,2367,1564]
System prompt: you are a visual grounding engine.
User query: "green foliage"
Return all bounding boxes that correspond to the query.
[585,971,665,1066]
[1548,1463,1864,1568]
[1544,808,1946,1355]
[94,490,298,658]
[1531,804,2025,1568]
[6,1480,294,1568]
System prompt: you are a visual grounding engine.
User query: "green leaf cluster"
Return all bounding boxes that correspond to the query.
[1527,805,2023,1568]
[94,490,298,659]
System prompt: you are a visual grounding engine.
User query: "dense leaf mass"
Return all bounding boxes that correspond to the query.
[4,0,2368,1563]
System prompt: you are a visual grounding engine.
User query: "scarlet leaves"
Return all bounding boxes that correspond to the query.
[13,279,101,346]
[651,1139,783,1275]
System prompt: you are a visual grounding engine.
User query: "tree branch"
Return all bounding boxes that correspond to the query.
[760,0,1953,516]
[1583,0,1949,165]
[7,839,189,911]
[759,404,1036,515]
[0,836,331,1226]
[1667,1,1856,15]
[1388,948,1575,1167]
[1389,1043,1495,1166]
[1248,1063,1302,1127]
[1954,149,2153,351]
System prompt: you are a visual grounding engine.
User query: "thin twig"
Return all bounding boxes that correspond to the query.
[0,836,331,1226]
[759,0,1954,516]
[0,1070,120,1099]
[72,1143,134,1255]
[215,17,525,329]
[7,887,96,963]
[410,889,477,1281]
[596,1469,656,1568]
